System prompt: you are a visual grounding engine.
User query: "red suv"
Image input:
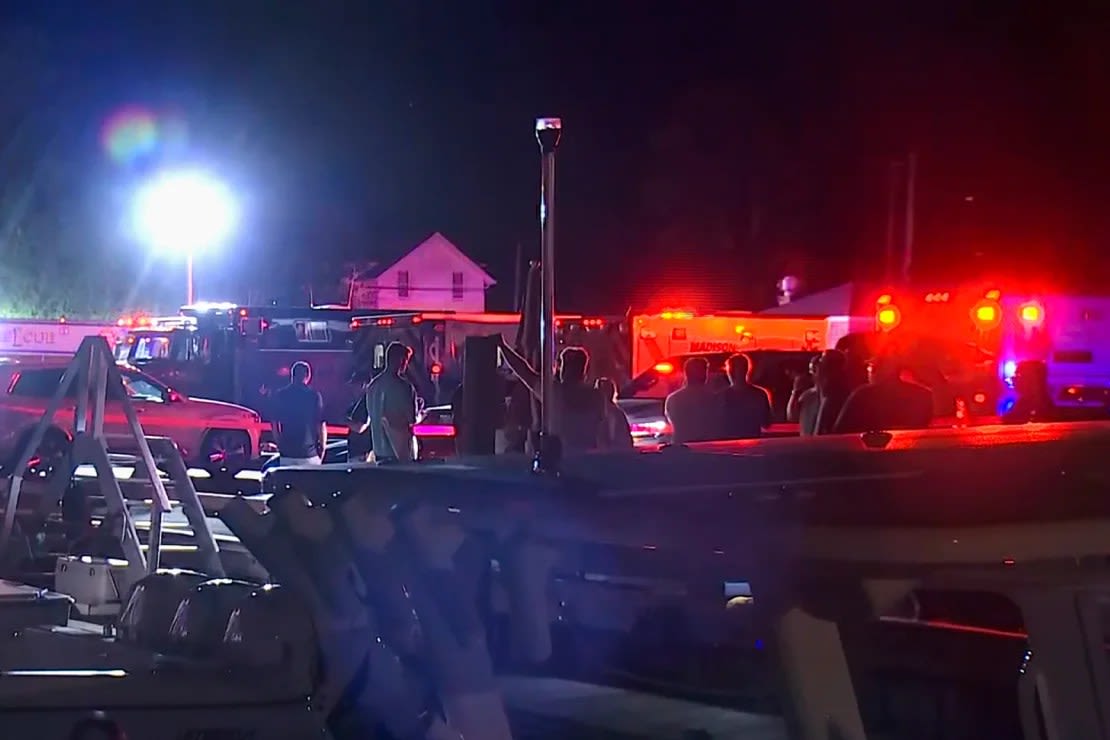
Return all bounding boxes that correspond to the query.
[0,360,264,473]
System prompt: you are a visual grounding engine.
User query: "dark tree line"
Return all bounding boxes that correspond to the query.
[0,26,138,319]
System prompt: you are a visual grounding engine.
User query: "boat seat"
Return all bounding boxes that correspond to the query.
[117,569,209,652]
[223,584,318,681]
[165,578,257,657]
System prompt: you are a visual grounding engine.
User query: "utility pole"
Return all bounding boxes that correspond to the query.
[884,160,903,282]
[513,241,524,312]
[902,152,917,282]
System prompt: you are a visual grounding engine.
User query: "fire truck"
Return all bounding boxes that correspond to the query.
[848,284,1110,415]
[350,311,627,405]
[630,310,866,379]
[115,302,367,426]
[0,319,125,360]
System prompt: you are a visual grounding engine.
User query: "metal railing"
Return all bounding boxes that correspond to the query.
[0,336,224,580]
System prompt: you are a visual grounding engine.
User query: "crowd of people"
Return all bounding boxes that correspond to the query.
[264,336,1062,466]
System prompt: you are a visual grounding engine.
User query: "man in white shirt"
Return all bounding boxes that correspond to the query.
[363,342,418,463]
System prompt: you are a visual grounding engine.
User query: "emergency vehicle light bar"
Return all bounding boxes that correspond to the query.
[183,301,239,313]
[350,311,593,329]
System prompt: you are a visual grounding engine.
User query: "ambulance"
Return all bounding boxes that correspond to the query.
[630,309,867,379]
[855,284,1110,415]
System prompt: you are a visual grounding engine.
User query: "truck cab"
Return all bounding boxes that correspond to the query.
[115,302,365,425]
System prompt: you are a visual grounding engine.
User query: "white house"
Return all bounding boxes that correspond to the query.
[348,232,496,312]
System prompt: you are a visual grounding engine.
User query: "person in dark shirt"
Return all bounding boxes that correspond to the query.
[271,361,326,464]
[595,377,634,450]
[1002,360,1057,424]
[718,353,773,439]
[497,340,605,452]
[833,355,933,434]
[811,349,854,435]
[665,357,720,443]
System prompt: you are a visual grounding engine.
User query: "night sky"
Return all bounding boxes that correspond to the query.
[8,1,1110,313]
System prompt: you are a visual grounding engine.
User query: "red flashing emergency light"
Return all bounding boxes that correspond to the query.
[971,299,1002,331]
[874,293,900,332]
[876,306,900,331]
[654,361,675,375]
[659,310,694,320]
[975,303,998,323]
[581,318,606,328]
[1019,301,1044,327]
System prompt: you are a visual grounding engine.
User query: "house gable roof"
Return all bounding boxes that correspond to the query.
[353,232,496,286]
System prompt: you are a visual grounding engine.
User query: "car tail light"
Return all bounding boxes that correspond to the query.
[413,424,455,438]
[630,420,670,438]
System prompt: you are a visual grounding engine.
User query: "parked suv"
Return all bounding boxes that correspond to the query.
[0,360,264,473]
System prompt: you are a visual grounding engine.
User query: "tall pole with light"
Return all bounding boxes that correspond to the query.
[131,169,238,306]
[534,117,561,474]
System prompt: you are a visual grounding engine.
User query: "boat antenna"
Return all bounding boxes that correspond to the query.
[534,116,562,474]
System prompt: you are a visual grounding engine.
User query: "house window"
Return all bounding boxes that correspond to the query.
[452,272,464,301]
[397,271,410,298]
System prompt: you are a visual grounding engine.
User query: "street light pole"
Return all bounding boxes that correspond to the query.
[534,117,562,474]
[186,253,195,306]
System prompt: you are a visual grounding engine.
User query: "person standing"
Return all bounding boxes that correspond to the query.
[365,341,419,463]
[810,349,853,435]
[1002,360,1057,424]
[595,377,633,450]
[833,355,933,433]
[271,361,326,465]
[665,357,719,444]
[787,355,820,425]
[497,340,606,452]
[346,374,373,463]
[718,353,773,439]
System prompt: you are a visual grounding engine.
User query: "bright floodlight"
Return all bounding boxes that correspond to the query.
[132,170,237,255]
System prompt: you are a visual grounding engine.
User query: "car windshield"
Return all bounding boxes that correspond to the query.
[129,332,174,361]
[119,370,168,402]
